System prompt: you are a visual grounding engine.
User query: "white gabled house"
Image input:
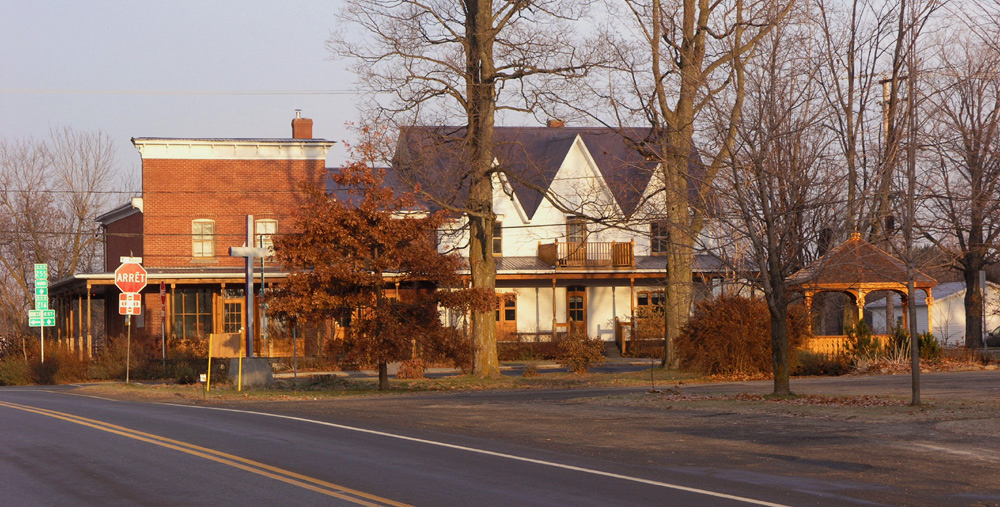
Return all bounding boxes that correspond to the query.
[394,125,727,344]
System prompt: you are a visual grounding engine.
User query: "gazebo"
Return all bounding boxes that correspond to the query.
[787,233,938,356]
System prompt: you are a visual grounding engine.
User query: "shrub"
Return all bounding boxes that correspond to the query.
[396,358,426,379]
[918,332,942,361]
[0,358,31,386]
[844,320,880,363]
[674,296,809,376]
[522,364,539,377]
[792,351,850,376]
[557,332,605,374]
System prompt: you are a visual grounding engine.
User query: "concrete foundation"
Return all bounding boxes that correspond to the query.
[228,357,274,387]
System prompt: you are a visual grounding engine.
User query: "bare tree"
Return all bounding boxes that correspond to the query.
[714,13,840,395]
[921,29,1000,349]
[0,129,116,343]
[331,0,595,377]
[587,0,796,367]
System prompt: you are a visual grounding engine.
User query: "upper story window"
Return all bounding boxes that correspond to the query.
[650,221,670,255]
[255,219,278,255]
[492,221,503,256]
[567,216,587,244]
[192,219,215,258]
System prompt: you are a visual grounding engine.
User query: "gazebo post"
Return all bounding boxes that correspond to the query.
[925,288,934,337]
[856,290,867,325]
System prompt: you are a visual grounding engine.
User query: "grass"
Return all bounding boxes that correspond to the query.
[70,365,703,402]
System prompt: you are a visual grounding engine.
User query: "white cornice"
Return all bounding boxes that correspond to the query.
[132,138,335,161]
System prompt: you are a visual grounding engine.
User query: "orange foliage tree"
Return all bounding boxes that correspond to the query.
[268,147,470,390]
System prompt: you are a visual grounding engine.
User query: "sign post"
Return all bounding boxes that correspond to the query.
[116,257,147,384]
[229,215,269,358]
[160,281,167,362]
[28,263,54,362]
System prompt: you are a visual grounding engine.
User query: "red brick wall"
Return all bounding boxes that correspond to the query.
[141,158,325,268]
[104,212,143,272]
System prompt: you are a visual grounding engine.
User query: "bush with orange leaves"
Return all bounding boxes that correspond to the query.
[674,295,810,376]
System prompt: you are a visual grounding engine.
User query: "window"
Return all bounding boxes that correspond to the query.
[650,221,670,255]
[495,294,516,322]
[567,285,586,322]
[192,219,215,258]
[171,288,213,340]
[637,290,665,307]
[255,219,278,255]
[567,217,587,244]
[492,221,503,256]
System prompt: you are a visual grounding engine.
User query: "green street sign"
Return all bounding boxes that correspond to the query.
[34,263,48,279]
[35,287,47,297]
[29,310,42,319]
[42,317,55,327]
[35,279,48,289]
[35,301,48,310]
[42,310,55,319]
[29,317,42,327]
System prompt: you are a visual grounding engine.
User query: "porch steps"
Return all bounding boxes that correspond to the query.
[605,341,622,359]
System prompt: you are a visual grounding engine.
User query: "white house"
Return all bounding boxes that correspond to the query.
[865,281,1000,346]
[393,125,726,342]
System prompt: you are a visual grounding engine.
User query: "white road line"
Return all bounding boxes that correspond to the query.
[168,403,795,507]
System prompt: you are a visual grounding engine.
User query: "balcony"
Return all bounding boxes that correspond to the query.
[538,239,634,268]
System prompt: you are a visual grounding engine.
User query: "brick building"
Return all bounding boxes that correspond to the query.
[50,113,335,357]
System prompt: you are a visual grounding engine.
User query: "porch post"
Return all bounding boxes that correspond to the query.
[856,289,866,324]
[86,282,92,359]
[551,278,557,340]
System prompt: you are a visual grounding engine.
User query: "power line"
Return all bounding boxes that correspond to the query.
[0,88,360,96]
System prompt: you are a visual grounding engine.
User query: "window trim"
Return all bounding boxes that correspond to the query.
[567,216,587,244]
[192,219,216,258]
[650,221,670,255]
[254,218,278,256]
[492,220,503,256]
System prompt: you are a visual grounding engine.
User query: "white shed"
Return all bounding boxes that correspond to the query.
[865,281,1000,347]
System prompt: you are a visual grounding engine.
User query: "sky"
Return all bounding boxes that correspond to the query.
[0,0,359,182]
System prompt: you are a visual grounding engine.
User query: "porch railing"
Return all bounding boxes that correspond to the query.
[538,239,634,268]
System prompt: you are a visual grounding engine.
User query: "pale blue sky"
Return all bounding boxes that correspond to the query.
[0,0,358,180]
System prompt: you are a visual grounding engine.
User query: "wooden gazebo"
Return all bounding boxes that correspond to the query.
[787,233,937,355]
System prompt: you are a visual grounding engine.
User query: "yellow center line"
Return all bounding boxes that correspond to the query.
[0,400,414,507]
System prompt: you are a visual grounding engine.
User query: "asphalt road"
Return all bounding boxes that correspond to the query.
[0,385,895,507]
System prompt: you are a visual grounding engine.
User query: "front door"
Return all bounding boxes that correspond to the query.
[567,286,587,335]
[496,294,517,340]
[222,289,245,354]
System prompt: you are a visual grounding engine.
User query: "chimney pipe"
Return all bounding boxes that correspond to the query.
[292,110,313,139]
[547,119,565,128]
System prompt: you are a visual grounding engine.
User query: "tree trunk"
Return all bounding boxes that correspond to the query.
[963,259,985,348]
[378,361,389,391]
[769,297,791,397]
[465,0,500,378]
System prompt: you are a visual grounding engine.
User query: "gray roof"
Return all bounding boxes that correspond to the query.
[131,137,334,143]
[866,281,998,308]
[392,126,705,219]
[495,254,724,274]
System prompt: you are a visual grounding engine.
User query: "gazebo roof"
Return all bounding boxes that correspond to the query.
[787,233,937,290]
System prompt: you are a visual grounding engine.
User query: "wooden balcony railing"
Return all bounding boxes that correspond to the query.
[538,239,634,268]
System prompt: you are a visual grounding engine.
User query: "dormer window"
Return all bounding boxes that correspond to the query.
[567,216,587,244]
[492,221,503,256]
[651,221,670,255]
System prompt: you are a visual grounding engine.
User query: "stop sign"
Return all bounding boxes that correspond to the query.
[115,263,148,293]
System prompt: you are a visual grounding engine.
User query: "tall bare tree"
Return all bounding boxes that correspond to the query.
[0,128,117,339]
[331,0,594,377]
[587,0,796,366]
[921,30,1000,348]
[715,13,840,395]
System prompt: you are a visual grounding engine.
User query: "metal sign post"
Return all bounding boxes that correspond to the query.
[28,264,54,362]
[228,215,269,358]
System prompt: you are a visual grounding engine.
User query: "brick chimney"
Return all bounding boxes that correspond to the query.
[546,119,565,128]
[291,109,314,139]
